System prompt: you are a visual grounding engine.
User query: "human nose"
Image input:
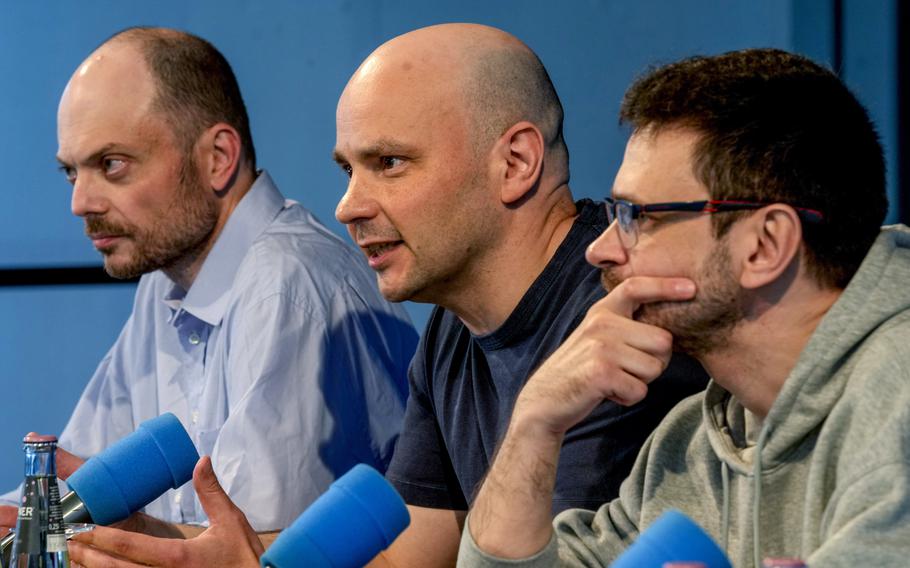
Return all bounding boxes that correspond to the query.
[335,173,378,225]
[70,174,107,218]
[585,220,629,268]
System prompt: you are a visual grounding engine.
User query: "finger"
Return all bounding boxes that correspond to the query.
[602,276,696,318]
[611,343,671,384]
[193,456,239,527]
[593,368,650,406]
[0,504,18,529]
[56,446,87,480]
[68,540,152,568]
[588,312,675,360]
[193,456,264,556]
[71,525,181,566]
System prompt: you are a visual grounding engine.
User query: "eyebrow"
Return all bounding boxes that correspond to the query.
[56,142,119,169]
[332,139,419,165]
[609,188,635,203]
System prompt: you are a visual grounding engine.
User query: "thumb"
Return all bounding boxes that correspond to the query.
[193,456,265,557]
[193,456,241,525]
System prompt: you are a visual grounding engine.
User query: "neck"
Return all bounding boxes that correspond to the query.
[699,280,842,418]
[448,185,578,335]
[163,168,256,291]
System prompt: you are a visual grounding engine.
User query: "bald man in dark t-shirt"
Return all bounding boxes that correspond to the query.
[332,23,708,568]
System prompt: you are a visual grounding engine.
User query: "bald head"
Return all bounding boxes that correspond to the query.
[81,27,256,170]
[344,24,568,175]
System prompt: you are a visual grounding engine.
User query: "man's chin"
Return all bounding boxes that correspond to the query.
[633,301,691,326]
[102,256,151,280]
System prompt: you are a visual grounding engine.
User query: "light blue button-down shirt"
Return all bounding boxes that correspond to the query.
[22,172,417,530]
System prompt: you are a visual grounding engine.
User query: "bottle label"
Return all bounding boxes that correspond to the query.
[12,475,44,556]
[47,534,68,554]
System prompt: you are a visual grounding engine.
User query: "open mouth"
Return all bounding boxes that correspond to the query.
[366,241,402,258]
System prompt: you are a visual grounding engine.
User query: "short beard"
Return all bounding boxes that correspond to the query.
[601,239,744,358]
[88,156,218,281]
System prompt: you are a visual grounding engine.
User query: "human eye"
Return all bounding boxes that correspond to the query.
[101,156,128,178]
[337,162,353,178]
[59,165,76,185]
[379,156,405,171]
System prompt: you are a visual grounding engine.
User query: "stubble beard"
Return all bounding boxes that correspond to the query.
[601,239,744,358]
[363,164,493,305]
[88,157,218,281]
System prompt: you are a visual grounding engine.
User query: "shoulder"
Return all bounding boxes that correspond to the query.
[826,312,910,476]
[841,310,910,397]
[229,203,384,312]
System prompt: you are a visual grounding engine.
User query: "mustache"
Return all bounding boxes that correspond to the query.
[352,222,402,243]
[84,214,131,237]
[600,269,621,292]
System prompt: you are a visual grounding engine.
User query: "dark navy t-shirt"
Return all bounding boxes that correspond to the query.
[385,199,709,513]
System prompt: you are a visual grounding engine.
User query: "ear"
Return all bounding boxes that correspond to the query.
[736,205,803,290]
[196,122,243,193]
[493,121,545,205]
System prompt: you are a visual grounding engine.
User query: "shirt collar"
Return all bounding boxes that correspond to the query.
[163,170,285,326]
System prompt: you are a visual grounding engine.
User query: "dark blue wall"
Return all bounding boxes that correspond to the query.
[0,1,899,489]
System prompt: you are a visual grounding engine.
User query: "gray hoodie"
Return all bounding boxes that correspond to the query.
[459,225,910,567]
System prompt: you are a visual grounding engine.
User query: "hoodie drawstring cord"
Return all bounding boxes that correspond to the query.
[752,426,770,568]
[721,461,731,553]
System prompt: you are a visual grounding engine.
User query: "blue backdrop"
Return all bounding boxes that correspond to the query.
[0,0,900,489]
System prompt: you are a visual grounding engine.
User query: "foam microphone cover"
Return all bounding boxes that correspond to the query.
[261,464,410,568]
[610,510,732,568]
[65,412,199,525]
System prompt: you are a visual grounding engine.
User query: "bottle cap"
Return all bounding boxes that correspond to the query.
[23,433,58,444]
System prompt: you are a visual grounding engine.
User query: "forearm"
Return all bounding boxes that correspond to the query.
[468,416,564,559]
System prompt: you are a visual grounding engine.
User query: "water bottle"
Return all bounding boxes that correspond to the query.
[9,434,69,567]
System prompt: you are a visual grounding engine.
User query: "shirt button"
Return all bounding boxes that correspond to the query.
[188,332,201,345]
[174,493,182,505]
[191,410,199,425]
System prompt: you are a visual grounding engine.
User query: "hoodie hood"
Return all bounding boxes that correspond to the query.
[705,225,910,469]
[702,225,910,565]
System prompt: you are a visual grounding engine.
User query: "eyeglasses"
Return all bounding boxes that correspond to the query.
[604,197,825,249]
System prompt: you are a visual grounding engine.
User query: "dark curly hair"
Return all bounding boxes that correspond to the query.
[620,48,886,289]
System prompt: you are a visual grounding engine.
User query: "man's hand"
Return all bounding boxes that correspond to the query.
[55,444,86,480]
[68,456,263,568]
[0,505,15,538]
[468,277,695,560]
[513,276,696,436]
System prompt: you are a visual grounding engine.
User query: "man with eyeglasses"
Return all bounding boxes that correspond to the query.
[461,49,910,567]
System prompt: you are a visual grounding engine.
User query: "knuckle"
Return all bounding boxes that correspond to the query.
[168,544,191,564]
[621,278,642,298]
[111,538,132,556]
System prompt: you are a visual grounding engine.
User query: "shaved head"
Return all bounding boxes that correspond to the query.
[348,23,568,174]
[335,24,575,312]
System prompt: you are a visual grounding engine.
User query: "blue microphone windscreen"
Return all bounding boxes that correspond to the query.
[610,510,732,568]
[261,464,410,568]
[66,413,199,525]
